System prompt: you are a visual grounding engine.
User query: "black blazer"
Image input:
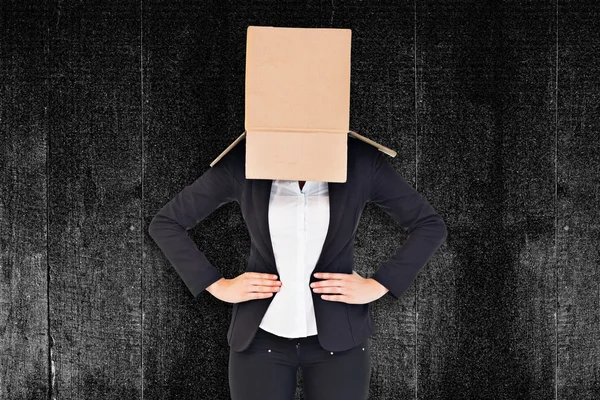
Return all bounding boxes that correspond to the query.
[148,136,447,352]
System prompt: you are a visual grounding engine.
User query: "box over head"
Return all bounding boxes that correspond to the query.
[210,26,396,182]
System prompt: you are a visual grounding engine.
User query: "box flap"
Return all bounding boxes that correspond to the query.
[209,131,246,167]
[209,130,396,168]
[348,130,397,157]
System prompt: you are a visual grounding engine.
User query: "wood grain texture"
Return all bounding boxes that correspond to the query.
[0,2,50,398]
[557,2,600,399]
[46,1,142,399]
[350,2,418,399]
[415,1,558,399]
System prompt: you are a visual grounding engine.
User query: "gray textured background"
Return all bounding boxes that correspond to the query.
[1,1,599,399]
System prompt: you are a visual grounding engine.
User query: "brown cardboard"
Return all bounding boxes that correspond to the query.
[210,26,397,182]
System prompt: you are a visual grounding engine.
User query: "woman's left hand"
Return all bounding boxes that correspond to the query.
[311,271,389,304]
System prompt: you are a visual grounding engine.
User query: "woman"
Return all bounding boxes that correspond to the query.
[148,136,447,400]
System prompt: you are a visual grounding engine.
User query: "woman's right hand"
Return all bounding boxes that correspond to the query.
[206,273,282,304]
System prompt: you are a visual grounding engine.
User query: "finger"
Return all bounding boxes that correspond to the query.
[250,272,279,280]
[245,273,280,286]
[313,286,344,294]
[248,292,274,300]
[248,283,281,292]
[320,294,347,302]
[314,272,348,280]
[249,278,281,288]
[255,287,279,294]
[311,280,344,288]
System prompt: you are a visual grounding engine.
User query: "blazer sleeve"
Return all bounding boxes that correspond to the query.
[368,150,447,300]
[148,157,239,298]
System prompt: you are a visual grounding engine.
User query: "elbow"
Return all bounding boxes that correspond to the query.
[148,213,187,239]
[147,223,155,239]
[440,221,448,242]
[417,215,447,244]
[436,217,448,243]
[148,216,160,238]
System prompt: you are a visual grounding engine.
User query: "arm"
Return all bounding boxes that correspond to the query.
[368,150,447,300]
[148,157,239,298]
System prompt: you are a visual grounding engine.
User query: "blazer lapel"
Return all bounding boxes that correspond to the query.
[250,178,349,273]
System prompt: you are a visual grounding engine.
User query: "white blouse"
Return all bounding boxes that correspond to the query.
[258,179,330,338]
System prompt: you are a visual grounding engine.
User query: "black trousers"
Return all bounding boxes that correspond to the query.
[229,327,371,400]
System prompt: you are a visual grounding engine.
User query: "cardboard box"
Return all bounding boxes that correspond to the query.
[210,26,397,182]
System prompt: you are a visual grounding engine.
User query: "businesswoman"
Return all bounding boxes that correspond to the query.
[148,135,447,400]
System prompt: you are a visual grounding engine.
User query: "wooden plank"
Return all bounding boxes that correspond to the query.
[557,2,600,398]
[142,2,249,399]
[0,3,50,398]
[47,2,142,397]
[416,1,556,399]
[352,2,418,399]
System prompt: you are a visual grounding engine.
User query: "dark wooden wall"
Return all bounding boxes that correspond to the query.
[1,1,598,399]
